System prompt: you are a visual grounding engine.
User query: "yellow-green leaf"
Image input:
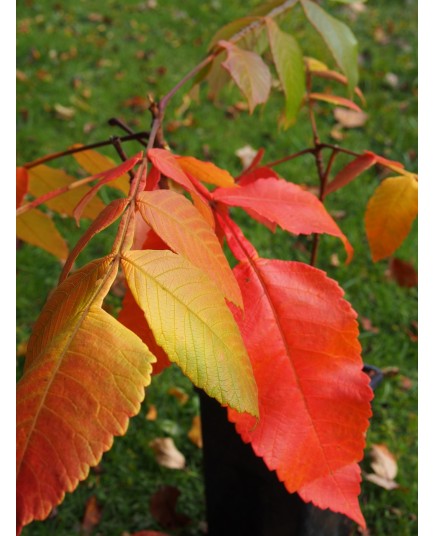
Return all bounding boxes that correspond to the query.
[266,19,305,124]
[121,249,258,416]
[365,175,418,261]
[28,165,105,219]
[16,209,68,260]
[136,190,242,306]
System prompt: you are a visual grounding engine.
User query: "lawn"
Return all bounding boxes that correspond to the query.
[17,0,417,534]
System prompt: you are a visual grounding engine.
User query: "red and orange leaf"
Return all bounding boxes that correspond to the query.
[147,149,195,193]
[219,40,272,113]
[190,190,215,230]
[326,153,377,195]
[364,151,405,174]
[28,165,105,219]
[17,167,29,208]
[60,198,130,283]
[309,93,362,112]
[298,463,365,527]
[227,258,372,522]
[73,154,142,223]
[17,257,156,532]
[136,190,242,307]
[365,175,418,261]
[16,209,68,261]
[145,165,161,192]
[118,288,171,375]
[176,156,235,188]
[72,146,131,194]
[215,210,259,263]
[237,166,279,187]
[121,250,258,416]
[213,178,353,262]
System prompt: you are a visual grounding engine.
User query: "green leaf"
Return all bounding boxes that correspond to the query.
[266,18,305,124]
[301,0,358,92]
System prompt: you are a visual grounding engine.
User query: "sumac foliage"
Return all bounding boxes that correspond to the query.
[16,1,417,534]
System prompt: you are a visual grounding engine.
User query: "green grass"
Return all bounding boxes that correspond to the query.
[17,1,417,534]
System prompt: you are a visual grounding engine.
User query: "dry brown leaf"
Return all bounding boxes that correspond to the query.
[149,485,190,529]
[365,444,398,490]
[54,103,75,120]
[167,387,189,405]
[360,317,379,334]
[330,124,345,141]
[81,495,102,534]
[188,416,203,448]
[329,253,340,267]
[235,145,257,170]
[388,257,418,288]
[149,438,186,469]
[334,107,368,128]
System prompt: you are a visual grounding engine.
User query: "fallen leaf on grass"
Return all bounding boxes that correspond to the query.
[235,145,258,170]
[167,387,189,405]
[146,404,158,421]
[360,317,379,334]
[54,103,75,120]
[329,253,340,267]
[81,495,102,534]
[365,444,399,490]
[149,438,186,469]
[188,416,203,448]
[388,257,418,287]
[334,107,368,128]
[406,321,418,342]
[399,375,413,391]
[150,486,190,529]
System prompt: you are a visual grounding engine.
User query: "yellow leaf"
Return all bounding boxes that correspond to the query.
[121,249,258,416]
[365,175,418,261]
[72,146,130,195]
[16,209,68,260]
[29,165,105,219]
[188,415,203,448]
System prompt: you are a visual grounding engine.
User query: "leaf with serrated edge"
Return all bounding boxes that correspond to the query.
[121,250,258,416]
[17,257,156,531]
[72,146,130,194]
[17,209,68,260]
[137,190,242,307]
[213,178,353,262]
[220,40,272,113]
[228,258,372,525]
[28,165,105,219]
[301,0,358,92]
[266,19,305,123]
[365,175,418,261]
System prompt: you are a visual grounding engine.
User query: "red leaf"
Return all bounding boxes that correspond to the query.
[213,178,353,262]
[215,210,259,263]
[227,257,372,525]
[238,147,265,176]
[16,167,29,208]
[147,149,195,193]
[73,153,142,223]
[326,153,377,195]
[238,166,279,187]
[118,289,171,375]
[60,198,130,282]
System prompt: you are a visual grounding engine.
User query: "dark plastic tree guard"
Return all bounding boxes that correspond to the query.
[198,365,382,536]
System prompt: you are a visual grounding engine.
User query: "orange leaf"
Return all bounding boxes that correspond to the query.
[17,258,156,531]
[147,149,195,193]
[16,167,29,208]
[176,156,235,188]
[16,209,68,260]
[121,250,258,416]
[365,175,418,261]
[72,146,131,194]
[309,92,363,112]
[28,165,105,219]
[188,416,203,448]
[136,189,242,307]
